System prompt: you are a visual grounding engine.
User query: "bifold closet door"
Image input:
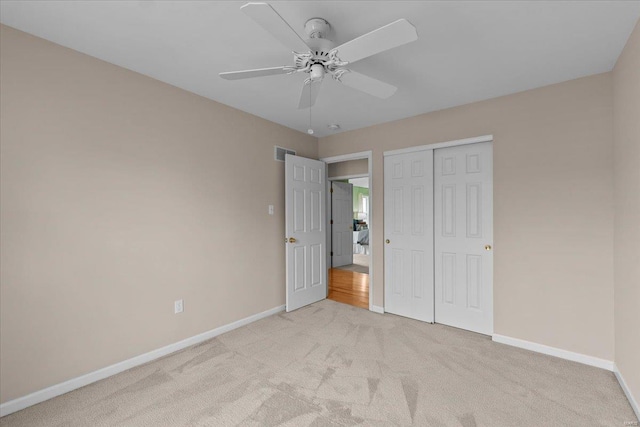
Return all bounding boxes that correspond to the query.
[434,142,493,335]
[384,150,434,322]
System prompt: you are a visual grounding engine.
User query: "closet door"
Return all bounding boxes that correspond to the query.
[434,142,493,334]
[384,150,434,322]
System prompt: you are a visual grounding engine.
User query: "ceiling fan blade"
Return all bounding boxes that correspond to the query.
[298,79,323,109]
[332,19,417,64]
[241,2,310,53]
[219,66,290,80]
[338,71,397,99]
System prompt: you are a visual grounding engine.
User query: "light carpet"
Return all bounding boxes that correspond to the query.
[334,254,369,274]
[1,299,636,426]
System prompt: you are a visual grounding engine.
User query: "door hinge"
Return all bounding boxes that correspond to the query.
[330,219,333,225]
[330,187,333,193]
[330,251,333,256]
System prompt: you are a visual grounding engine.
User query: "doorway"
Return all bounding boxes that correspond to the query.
[328,177,370,309]
[321,152,374,311]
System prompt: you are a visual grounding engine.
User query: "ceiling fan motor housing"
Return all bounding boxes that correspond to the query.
[306,37,334,60]
[297,36,341,83]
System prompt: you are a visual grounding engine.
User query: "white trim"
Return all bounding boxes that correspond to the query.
[367,152,374,312]
[492,334,614,371]
[614,363,640,421]
[328,174,368,181]
[0,304,286,417]
[321,151,375,313]
[371,305,384,314]
[383,135,493,157]
[320,151,372,164]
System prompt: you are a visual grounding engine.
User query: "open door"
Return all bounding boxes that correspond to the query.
[285,154,327,311]
[331,181,354,268]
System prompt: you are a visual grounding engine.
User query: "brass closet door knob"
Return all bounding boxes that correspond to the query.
[485,244,492,251]
[386,239,390,244]
[288,237,297,243]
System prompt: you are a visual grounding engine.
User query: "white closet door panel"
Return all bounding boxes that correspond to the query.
[384,150,434,323]
[434,142,493,335]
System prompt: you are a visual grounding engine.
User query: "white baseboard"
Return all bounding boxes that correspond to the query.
[491,334,614,371]
[0,304,286,417]
[371,305,384,314]
[614,363,640,421]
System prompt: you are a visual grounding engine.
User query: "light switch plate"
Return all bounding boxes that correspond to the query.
[174,299,184,314]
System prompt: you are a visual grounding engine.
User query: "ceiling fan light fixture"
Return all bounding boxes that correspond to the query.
[327,124,341,131]
[309,64,325,82]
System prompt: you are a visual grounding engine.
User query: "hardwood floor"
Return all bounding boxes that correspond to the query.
[328,268,369,309]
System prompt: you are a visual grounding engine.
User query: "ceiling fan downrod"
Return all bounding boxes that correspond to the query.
[304,18,331,39]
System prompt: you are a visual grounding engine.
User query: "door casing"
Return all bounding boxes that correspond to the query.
[320,151,375,312]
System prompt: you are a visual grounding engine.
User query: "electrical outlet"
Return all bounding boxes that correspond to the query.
[174,299,184,314]
[268,205,274,215]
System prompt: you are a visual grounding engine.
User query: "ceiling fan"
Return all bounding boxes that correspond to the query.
[220,2,418,109]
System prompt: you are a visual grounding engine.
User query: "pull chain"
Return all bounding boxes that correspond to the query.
[307,83,314,135]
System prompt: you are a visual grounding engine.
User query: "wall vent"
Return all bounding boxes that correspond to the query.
[274,146,296,162]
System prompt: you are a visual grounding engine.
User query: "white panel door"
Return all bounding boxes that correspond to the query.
[384,150,434,322]
[331,181,354,267]
[434,142,493,335]
[285,154,327,312]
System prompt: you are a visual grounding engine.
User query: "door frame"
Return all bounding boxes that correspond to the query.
[320,151,375,312]
[384,134,493,156]
[382,134,493,327]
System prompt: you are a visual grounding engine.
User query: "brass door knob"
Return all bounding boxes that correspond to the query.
[485,244,492,251]
[386,239,390,244]
[288,237,297,243]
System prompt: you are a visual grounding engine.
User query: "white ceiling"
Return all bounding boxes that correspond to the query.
[2,1,639,137]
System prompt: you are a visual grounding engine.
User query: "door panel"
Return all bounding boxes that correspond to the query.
[285,154,327,312]
[434,142,493,334]
[331,182,353,267]
[384,150,434,323]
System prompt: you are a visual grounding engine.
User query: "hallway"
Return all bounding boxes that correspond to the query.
[327,268,369,309]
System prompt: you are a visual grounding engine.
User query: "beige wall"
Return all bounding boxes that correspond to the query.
[328,159,368,178]
[613,20,640,408]
[319,73,615,361]
[0,25,317,403]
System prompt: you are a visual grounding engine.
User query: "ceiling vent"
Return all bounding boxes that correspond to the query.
[274,146,296,162]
